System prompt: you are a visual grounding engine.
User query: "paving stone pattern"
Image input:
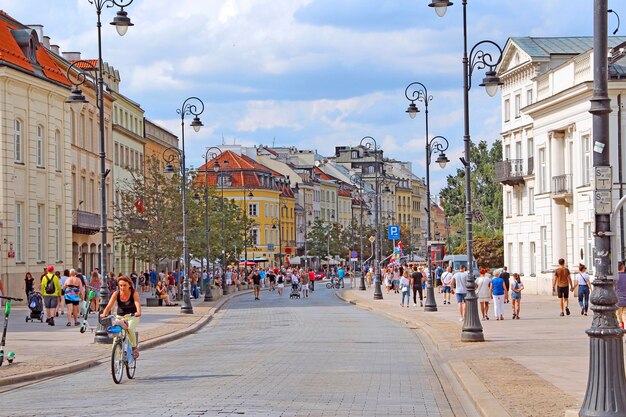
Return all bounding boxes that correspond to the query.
[1,288,460,417]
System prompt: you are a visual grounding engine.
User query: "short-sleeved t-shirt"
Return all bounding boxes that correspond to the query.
[338,269,345,279]
[251,273,261,285]
[491,277,505,296]
[555,266,570,287]
[411,271,422,287]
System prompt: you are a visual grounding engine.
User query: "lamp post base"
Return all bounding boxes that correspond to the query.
[424,285,438,312]
[180,305,194,314]
[94,325,113,344]
[359,275,366,291]
[204,286,214,302]
[373,278,383,300]
[461,292,484,342]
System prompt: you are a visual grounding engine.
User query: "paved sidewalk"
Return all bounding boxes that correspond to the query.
[336,284,617,417]
[0,287,252,387]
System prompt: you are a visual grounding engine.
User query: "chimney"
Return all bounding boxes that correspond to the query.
[50,44,60,55]
[42,36,51,49]
[62,51,81,61]
[27,24,43,42]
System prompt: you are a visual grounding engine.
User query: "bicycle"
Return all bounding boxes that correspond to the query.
[326,281,340,289]
[100,315,137,384]
[0,295,23,366]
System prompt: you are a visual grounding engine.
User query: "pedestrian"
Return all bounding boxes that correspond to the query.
[552,258,573,316]
[451,264,468,321]
[383,268,391,293]
[190,267,199,299]
[392,267,400,293]
[411,267,424,307]
[41,266,61,326]
[301,269,310,298]
[571,263,591,316]
[90,271,102,313]
[491,270,506,320]
[435,264,444,293]
[23,272,35,299]
[63,269,83,327]
[268,269,276,291]
[308,268,315,291]
[251,268,262,300]
[399,270,410,308]
[441,266,453,305]
[366,269,373,288]
[616,261,626,329]
[501,266,511,303]
[510,273,523,319]
[277,271,285,296]
[476,267,492,320]
[337,266,345,288]
[130,270,138,288]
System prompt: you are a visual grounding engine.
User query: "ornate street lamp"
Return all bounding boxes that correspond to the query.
[242,186,255,276]
[162,97,205,314]
[429,0,503,342]
[65,0,134,344]
[271,217,282,268]
[350,174,368,291]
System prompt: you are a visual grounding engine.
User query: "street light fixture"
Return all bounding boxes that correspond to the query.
[429,0,503,342]
[162,96,205,315]
[351,174,368,291]
[271,217,282,268]
[64,0,134,344]
[242,186,255,275]
[359,136,383,300]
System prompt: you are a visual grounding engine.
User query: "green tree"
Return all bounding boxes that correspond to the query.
[439,139,503,260]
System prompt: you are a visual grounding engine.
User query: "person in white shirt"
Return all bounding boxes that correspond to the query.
[441,266,454,305]
[451,265,468,321]
[399,271,411,308]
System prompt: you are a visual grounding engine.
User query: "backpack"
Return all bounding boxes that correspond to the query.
[45,275,56,295]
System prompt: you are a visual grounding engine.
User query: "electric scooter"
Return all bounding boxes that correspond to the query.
[0,295,23,366]
[79,287,96,334]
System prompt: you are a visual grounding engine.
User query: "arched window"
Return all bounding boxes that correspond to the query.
[14,119,22,162]
[367,165,375,174]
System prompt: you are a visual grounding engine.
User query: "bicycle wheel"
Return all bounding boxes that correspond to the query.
[111,340,124,384]
[334,283,340,289]
[126,353,136,379]
[326,283,332,289]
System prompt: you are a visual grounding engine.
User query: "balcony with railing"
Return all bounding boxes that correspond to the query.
[552,174,573,206]
[72,210,100,235]
[495,159,526,186]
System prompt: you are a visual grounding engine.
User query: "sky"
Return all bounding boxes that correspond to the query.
[0,0,597,193]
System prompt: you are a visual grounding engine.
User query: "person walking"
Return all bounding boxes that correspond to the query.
[399,270,410,308]
[277,271,285,296]
[491,270,506,321]
[476,267,492,320]
[23,272,35,299]
[510,272,523,319]
[451,265,468,321]
[552,258,573,316]
[90,271,102,313]
[441,266,453,305]
[571,264,591,316]
[411,267,424,307]
[41,266,61,326]
[616,261,626,329]
[301,269,310,298]
[250,268,262,300]
[63,269,84,326]
[501,266,511,304]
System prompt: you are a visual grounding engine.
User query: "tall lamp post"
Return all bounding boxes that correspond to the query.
[351,174,368,291]
[429,0,503,341]
[360,136,383,300]
[217,161,228,295]
[271,217,282,268]
[64,0,134,343]
[195,147,222,302]
[405,82,450,312]
[163,97,205,314]
[579,2,626,416]
[242,186,255,274]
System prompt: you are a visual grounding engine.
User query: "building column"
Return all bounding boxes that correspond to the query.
[550,131,567,262]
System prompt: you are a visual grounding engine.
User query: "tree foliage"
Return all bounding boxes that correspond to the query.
[455,233,504,268]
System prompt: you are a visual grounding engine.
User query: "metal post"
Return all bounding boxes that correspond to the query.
[373,149,383,300]
[359,196,366,290]
[244,190,248,273]
[221,172,227,295]
[179,109,192,314]
[580,1,626,414]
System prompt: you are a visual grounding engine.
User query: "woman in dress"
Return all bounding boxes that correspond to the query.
[90,271,102,313]
[510,273,524,319]
[476,267,492,320]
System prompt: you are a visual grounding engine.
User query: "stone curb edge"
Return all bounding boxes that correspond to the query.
[0,289,252,387]
[335,291,511,417]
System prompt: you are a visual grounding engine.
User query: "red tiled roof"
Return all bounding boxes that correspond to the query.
[0,11,70,86]
[338,189,352,197]
[71,59,98,70]
[313,167,341,182]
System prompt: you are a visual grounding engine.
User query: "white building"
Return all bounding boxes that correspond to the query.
[497,36,626,294]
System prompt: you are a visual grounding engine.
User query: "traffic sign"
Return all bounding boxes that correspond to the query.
[369,236,375,243]
[595,191,612,214]
[350,250,358,259]
[267,243,275,251]
[388,225,400,240]
[595,166,612,190]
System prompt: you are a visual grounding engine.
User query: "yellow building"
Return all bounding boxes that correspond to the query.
[144,118,178,172]
[199,150,295,267]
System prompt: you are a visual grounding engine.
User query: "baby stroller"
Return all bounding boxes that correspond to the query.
[290,282,301,299]
[25,291,44,323]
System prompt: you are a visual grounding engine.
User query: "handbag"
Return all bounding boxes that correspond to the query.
[401,285,408,293]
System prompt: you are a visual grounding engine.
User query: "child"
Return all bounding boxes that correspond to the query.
[510,273,524,319]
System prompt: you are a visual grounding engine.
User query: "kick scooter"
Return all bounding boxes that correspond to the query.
[79,287,96,334]
[0,295,23,366]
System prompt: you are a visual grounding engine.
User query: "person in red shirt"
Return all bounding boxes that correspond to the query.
[308,268,316,292]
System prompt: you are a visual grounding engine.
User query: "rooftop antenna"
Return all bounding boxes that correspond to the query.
[272,137,276,147]
[221,133,225,145]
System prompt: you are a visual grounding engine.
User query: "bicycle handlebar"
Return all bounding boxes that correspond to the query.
[0,295,23,301]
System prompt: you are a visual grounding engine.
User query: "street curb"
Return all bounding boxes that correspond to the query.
[335,291,509,417]
[0,288,252,387]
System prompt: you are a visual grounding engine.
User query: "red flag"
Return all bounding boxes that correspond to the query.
[134,198,144,214]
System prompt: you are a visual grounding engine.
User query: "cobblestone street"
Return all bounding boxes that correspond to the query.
[1,287,472,417]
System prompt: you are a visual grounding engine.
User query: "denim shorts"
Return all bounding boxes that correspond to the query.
[442,286,451,294]
[456,293,467,303]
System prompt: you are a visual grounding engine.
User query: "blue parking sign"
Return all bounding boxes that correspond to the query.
[388,225,400,240]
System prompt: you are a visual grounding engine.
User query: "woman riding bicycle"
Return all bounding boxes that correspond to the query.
[100,276,141,359]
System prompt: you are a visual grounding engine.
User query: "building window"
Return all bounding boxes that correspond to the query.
[582,134,591,185]
[55,206,62,261]
[351,150,359,159]
[514,94,521,118]
[516,189,523,215]
[36,125,44,166]
[528,187,535,215]
[15,202,23,262]
[54,130,61,170]
[504,99,510,122]
[541,226,548,271]
[585,222,594,274]
[530,242,536,275]
[527,89,533,106]
[538,148,546,193]
[14,119,22,162]
[367,165,375,174]
[115,143,119,166]
[248,203,258,217]
[506,191,512,217]
[518,242,524,274]
[250,228,259,245]
[507,242,513,269]
[36,204,44,261]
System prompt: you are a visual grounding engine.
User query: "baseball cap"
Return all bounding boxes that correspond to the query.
[47,265,54,272]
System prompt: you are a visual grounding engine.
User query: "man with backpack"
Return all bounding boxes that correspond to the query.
[41,266,61,326]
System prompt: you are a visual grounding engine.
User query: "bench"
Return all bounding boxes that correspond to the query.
[145,297,163,307]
